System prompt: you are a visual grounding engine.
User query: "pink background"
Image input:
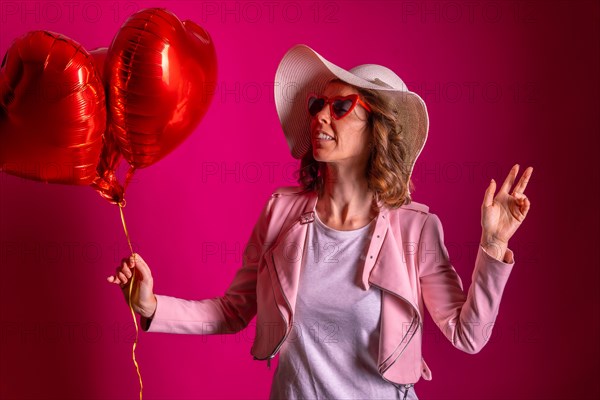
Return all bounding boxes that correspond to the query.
[1,1,599,399]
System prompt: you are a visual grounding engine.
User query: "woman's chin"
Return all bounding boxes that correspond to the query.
[312,150,330,162]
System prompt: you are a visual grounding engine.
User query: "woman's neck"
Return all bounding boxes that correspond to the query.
[316,164,378,230]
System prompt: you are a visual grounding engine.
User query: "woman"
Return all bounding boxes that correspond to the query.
[108,44,533,399]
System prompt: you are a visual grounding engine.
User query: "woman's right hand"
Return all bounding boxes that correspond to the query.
[107,253,157,319]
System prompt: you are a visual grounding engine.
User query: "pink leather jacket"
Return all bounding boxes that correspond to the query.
[143,186,515,385]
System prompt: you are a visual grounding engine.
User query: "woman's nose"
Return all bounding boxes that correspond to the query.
[315,103,331,123]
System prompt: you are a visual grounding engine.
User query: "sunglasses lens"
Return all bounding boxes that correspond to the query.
[332,99,355,118]
[308,97,325,116]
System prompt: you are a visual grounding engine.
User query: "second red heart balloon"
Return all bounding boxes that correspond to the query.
[106,8,218,170]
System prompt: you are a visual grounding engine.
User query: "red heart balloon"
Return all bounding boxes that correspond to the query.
[105,8,217,170]
[0,31,106,185]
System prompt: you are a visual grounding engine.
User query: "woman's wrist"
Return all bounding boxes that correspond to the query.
[480,232,509,262]
[140,295,158,319]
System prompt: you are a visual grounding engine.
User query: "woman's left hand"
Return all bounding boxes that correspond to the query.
[481,164,533,259]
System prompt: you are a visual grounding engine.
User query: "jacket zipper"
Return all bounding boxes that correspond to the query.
[268,252,295,352]
[370,282,420,375]
[253,252,295,368]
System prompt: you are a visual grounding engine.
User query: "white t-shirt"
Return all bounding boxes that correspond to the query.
[269,212,418,400]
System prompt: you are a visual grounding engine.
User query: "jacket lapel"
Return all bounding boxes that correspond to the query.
[367,223,421,320]
[360,206,421,319]
[270,222,307,315]
[269,191,318,316]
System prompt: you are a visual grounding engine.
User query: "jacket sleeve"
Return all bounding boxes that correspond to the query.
[418,213,515,354]
[140,194,276,335]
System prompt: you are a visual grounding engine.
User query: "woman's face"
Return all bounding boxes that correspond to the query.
[309,81,371,166]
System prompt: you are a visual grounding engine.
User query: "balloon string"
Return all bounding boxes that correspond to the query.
[119,202,143,400]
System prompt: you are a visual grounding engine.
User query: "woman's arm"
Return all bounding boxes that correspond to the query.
[419,213,515,354]
[109,193,277,336]
[419,164,532,353]
[418,214,514,353]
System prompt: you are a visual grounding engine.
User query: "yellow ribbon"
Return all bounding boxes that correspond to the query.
[119,200,143,400]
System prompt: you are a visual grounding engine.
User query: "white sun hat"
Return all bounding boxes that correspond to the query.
[274,44,429,181]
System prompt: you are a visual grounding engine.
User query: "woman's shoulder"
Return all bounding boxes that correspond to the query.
[261,185,316,220]
[398,200,430,214]
[269,185,308,197]
[268,186,317,207]
[388,200,436,238]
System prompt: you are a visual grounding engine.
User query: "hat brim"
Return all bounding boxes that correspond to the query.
[274,44,429,181]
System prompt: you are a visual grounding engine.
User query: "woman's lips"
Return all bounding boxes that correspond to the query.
[314,131,335,141]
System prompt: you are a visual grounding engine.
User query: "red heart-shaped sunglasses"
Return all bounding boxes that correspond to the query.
[307,93,372,120]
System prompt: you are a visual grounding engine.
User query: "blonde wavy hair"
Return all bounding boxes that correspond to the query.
[297,79,414,209]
